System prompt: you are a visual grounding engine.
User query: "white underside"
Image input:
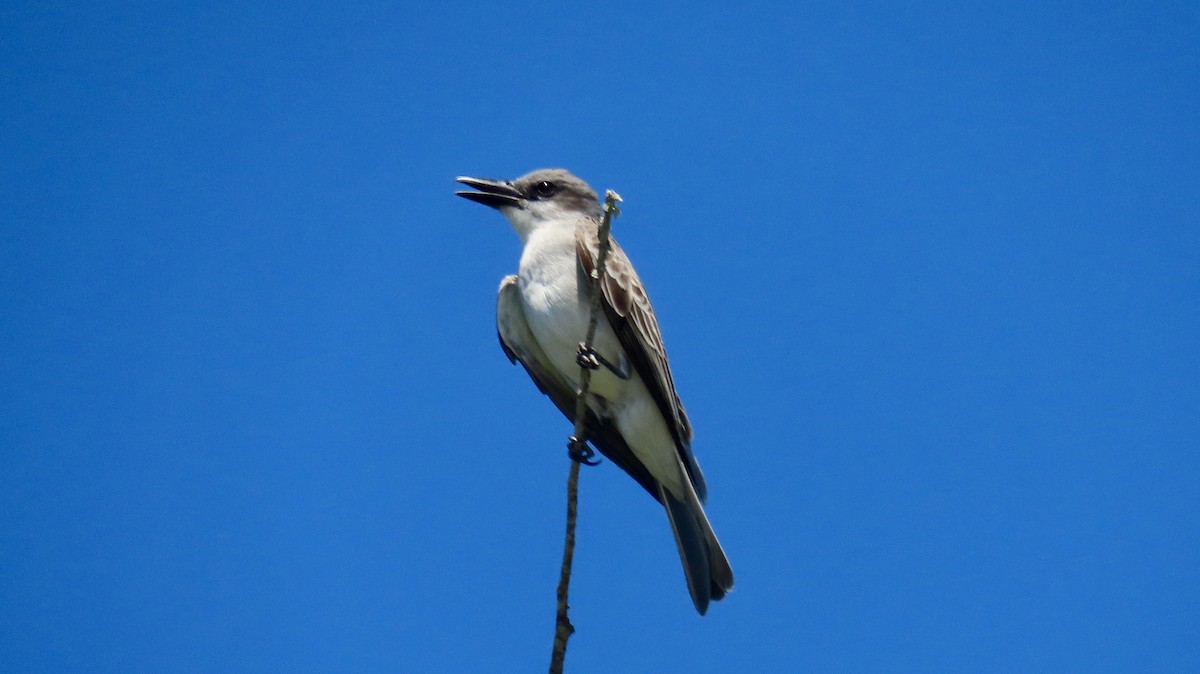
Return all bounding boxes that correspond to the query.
[514,219,688,498]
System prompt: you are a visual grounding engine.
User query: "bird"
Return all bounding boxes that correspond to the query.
[455,168,733,614]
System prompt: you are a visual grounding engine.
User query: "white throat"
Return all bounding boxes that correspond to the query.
[500,201,583,245]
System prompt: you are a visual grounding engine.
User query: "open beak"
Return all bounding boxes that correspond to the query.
[455,176,523,209]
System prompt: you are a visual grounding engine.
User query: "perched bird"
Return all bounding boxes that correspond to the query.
[455,168,733,614]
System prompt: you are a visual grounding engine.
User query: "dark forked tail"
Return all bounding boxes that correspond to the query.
[660,484,734,615]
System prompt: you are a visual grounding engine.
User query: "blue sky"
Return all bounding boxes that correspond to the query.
[2,1,1197,671]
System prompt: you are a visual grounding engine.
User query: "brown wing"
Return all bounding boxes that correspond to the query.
[576,223,708,500]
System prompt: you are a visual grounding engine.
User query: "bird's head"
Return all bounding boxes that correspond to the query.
[456,168,601,240]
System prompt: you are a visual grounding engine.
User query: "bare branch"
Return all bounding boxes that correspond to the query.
[549,189,622,674]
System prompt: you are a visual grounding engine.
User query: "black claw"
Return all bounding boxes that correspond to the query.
[576,344,601,370]
[567,437,601,465]
[576,343,630,379]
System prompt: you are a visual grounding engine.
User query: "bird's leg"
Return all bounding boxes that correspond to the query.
[567,436,601,465]
[576,343,630,379]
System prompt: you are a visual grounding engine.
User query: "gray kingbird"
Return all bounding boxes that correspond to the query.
[455,168,734,614]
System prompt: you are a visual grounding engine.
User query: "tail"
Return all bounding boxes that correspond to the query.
[660,483,734,615]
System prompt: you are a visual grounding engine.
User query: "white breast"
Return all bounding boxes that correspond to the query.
[517,223,628,403]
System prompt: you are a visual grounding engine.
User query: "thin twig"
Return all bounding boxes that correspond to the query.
[549,459,581,674]
[549,189,622,674]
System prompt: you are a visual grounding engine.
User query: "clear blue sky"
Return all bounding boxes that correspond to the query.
[2,2,1197,671]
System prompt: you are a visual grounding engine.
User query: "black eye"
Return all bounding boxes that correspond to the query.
[534,180,557,198]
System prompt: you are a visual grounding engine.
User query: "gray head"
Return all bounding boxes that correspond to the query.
[456,169,603,234]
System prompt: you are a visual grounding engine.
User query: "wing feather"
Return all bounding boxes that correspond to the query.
[575,225,709,501]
